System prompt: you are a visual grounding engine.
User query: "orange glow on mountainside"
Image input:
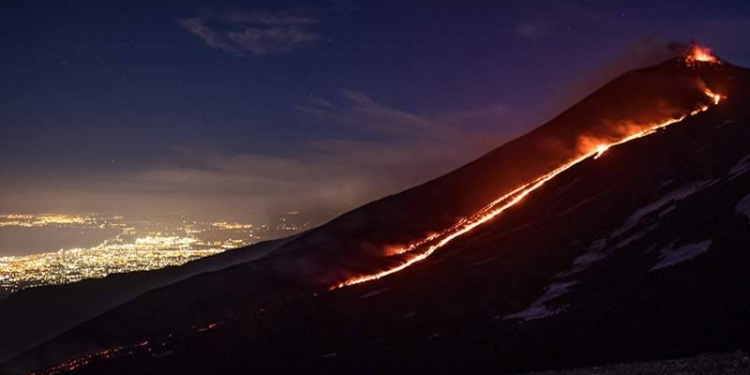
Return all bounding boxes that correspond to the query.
[332,89,724,289]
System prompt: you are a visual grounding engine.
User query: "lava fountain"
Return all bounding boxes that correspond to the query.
[685,43,719,66]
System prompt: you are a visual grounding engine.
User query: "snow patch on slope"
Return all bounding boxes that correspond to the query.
[503,281,577,321]
[650,240,712,271]
[612,180,716,237]
[736,192,750,223]
[614,226,652,249]
[556,239,607,278]
[728,154,750,180]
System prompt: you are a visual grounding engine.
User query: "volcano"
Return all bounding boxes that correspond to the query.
[4,46,750,375]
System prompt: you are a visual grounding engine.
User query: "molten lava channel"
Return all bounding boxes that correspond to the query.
[333,88,725,290]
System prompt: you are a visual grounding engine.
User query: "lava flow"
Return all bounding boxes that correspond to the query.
[333,88,724,290]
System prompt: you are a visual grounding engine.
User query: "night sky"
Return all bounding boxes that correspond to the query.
[2,1,749,221]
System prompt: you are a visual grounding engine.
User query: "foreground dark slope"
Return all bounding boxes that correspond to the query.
[5,58,749,375]
[0,236,292,362]
[514,352,750,375]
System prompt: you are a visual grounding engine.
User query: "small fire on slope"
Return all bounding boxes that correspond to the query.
[25,323,222,375]
[333,88,725,290]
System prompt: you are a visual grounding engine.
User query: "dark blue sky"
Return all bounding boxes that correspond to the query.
[2,1,749,220]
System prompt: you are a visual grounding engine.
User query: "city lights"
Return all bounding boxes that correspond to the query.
[0,212,320,293]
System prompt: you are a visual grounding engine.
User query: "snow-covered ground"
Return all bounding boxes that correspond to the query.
[651,240,712,271]
[612,180,717,238]
[503,281,578,321]
[736,192,750,223]
[729,154,750,180]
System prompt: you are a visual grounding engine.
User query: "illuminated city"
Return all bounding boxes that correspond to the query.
[0,212,325,294]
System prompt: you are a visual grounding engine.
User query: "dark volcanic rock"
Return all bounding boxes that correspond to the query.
[516,352,750,375]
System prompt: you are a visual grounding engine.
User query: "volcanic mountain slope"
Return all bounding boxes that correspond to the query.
[0,235,293,363]
[276,56,725,286]
[4,52,750,375]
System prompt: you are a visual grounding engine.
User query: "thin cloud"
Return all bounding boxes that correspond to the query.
[306,97,335,108]
[297,90,469,143]
[225,12,316,26]
[180,18,237,52]
[179,11,320,56]
[516,22,541,39]
[0,91,516,221]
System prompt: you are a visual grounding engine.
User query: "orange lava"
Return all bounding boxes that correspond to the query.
[333,89,724,289]
[704,88,722,105]
[27,319,224,374]
[27,346,127,375]
[594,144,610,159]
[196,322,219,332]
[686,44,719,65]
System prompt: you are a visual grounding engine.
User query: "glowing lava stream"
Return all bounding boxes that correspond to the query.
[333,90,724,290]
